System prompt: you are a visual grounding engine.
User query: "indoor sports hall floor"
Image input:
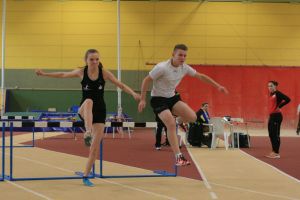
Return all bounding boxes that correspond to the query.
[0,128,299,200]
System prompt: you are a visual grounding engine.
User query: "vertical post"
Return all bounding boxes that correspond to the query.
[99,140,103,177]
[1,0,7,115]
[92,164,95,176]
[117,0,122,115]
[2,122,5,180]
[9,122,13,180]
[32,128,35,147]
[175,124,178,176]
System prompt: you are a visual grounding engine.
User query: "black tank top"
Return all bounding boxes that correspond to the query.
[80,64,105,105]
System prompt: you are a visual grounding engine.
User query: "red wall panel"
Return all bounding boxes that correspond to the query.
[177,65,300,128]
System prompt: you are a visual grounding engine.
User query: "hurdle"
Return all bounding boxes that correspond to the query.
[94,122,177,179]
[0,116,35,148]
[2,120,177,181]
[38,112,79,140]
[3,121,95,181]
[104,112,133,139]
[0,116,34,120]
[0,114,78,147]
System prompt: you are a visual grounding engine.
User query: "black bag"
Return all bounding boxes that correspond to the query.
[233,132,250,148]
[187,124,201,146]
[188,124,212,147]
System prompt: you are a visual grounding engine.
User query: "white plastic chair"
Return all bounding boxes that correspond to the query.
[209,117,233,150]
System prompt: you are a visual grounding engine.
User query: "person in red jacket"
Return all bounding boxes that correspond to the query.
[266,81,291,159]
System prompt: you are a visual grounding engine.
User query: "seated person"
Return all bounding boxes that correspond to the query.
[112,107,127,135]
[197,103,210,130]
[188,103,211,147]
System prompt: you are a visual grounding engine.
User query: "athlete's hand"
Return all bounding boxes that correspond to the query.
[35,69,45,76]
[133,92,141,101]
[138,100,146,112]
[218,86,228,94]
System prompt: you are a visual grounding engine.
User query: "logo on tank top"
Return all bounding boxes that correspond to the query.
[83,84,89,91]
[99,85,103,90]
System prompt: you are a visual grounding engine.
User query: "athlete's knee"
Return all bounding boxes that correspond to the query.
[84,99,93,108]
[190,112,197,123]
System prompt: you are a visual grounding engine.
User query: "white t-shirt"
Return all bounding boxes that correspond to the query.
[149,59,197,98]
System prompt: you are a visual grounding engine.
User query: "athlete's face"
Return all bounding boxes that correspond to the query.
[86,53,100,67]
[172,49,187,66]
[268,82,276,93]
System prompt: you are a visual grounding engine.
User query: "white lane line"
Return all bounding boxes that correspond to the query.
[209,191,218,199]
[99,179,177,200]
[210,182,300,200]
[8,154,178,200]
[6,153,72,173]
[240,150,300,183]
[183,176,299,200]
[185,146,218,200]
[5,180,53,200]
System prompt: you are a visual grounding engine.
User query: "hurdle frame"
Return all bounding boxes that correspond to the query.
[0,114,80,148]
[94,121,177,178]
[4,121,95,181]
[3,120,177,181]
[0,116,35,148]
[93,139,177,179]
[38,112,79,140]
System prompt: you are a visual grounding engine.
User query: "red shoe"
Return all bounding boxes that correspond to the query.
[176,154,191,166]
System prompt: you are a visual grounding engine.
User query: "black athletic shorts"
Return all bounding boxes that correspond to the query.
[150,94,181,115]
[79,99,106,124]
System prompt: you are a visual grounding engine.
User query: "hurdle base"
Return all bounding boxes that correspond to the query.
[93,170,176,179]
[4,175,11,181]
[0,145,34,148]
[4,175,95,181]
[153,170,177,176]
[74,171,95,177]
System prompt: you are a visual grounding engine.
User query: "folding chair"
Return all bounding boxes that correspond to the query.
[209,117,233,150]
